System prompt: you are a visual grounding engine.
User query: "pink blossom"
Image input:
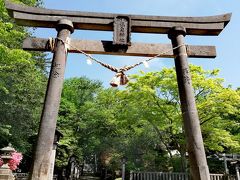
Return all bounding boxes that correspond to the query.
[11,152,22,165]
[8,152,23,171]
[8,159,18,170]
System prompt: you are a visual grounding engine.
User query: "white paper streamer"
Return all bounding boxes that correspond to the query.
[86,58,93,65]
[64,37,71,53]
[143,60,149,68]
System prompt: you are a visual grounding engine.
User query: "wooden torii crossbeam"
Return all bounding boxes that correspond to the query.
[5,0,230,35]
[23,38,217,58]
[5,1,231,180]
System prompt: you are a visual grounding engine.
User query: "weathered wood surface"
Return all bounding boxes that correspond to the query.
[23,38,216,58]
[5,1,231,35]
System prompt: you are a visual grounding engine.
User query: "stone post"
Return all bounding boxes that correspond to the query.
[48,130,63,180]
[121,157,127,180]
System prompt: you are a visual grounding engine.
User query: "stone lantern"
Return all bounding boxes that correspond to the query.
[0,144,15,180]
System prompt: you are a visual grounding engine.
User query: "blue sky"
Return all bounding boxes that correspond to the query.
[34,0,240,88]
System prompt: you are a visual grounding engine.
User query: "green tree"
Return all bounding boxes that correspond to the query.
[0,0,46,156]
[119,65,240,171]
[78,65,239,172]
[53,66,240,174]
[56,77,102,166]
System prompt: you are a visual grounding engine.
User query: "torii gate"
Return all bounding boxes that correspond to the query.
[5,1,231,180]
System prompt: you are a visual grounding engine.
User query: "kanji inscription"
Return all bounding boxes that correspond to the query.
[113,16,131,45]
[52,62,61,78]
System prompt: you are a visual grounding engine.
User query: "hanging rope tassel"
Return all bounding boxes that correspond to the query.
[110,72,129,87]
[48,37,55,52]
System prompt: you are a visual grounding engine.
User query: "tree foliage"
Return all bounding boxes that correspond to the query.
[56,77,102,167]
[0,0,46,155]
[55,66,240,174]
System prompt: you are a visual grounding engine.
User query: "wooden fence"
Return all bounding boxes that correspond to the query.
[13,173,58,180]
[13,172,237,180]
[130,172,189,180]
[130,172,237,180]
[210,174,237,180]
[13,173,28,180]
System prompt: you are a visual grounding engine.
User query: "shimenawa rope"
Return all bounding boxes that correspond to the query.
[48,37,186,87]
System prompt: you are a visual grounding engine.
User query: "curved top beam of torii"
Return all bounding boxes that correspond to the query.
[5,0,231,36]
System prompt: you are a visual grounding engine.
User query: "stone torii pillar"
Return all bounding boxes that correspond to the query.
[28,19,74,180]
[168,27,210,180]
